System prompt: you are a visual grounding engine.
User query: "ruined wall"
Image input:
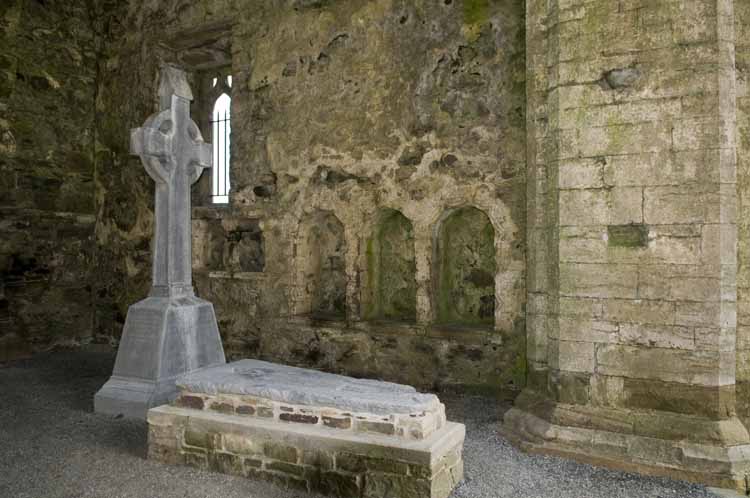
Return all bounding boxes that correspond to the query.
[90,0,214,343]
[96,0,527,393]
[0,0,98,360]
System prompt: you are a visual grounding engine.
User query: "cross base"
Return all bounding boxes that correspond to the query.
[94,295,226,419]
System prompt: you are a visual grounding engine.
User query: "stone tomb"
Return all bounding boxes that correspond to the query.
[148,360,465,498]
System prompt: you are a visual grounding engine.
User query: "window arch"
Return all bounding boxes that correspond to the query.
[210,75,232,204]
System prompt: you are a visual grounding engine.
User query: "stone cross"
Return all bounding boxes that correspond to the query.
[95,66,225,419]
[130,65,211,298]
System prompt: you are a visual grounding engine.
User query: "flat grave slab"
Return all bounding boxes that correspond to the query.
[148,360,465,498]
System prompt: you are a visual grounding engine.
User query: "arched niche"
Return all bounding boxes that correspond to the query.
[364,209,417,321]
[295,211,347,319]
[434,206,496,326]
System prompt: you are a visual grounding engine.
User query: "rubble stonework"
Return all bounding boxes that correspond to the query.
[94,0,528,395]
[4,0,750,491]
[0,0,97,358]
[147,362,464,498]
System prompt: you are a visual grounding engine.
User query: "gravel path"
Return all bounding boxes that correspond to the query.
[0,351,729,498]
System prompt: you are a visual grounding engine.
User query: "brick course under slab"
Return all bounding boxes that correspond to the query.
[173,359,447,441]
[147,405,465,498]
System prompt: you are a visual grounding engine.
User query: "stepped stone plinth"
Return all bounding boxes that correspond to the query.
[147,360,465,498]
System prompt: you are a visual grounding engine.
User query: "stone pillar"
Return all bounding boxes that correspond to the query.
[505,0,750,490]
[734,0,750,436]
[95,66,226,419]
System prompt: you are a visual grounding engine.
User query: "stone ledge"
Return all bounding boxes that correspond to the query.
[502,405,750,492]
[511,391,750,446]
[147,405,465,498]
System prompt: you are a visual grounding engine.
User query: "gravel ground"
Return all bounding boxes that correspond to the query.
[0,351,729,498]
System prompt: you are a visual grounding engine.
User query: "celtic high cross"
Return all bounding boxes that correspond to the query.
[130,65,211,298]
[95,66,225,419]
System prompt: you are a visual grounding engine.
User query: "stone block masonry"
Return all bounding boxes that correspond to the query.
[147,360,464,498]
[149,406,464,498]
[510,0,750,492]
[175,391,446,441]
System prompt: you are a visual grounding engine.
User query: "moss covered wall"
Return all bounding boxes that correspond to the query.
[0,0,98,360]
[436,207,496,325]
[93,0,527,394]
[365,209,417,321]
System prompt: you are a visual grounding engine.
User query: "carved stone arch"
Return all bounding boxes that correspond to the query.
[432,206,496,326]
[292,210,347,320]
[363,208,417,322]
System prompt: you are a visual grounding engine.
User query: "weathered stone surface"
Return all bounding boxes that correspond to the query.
[511,0,750,492]
[176,394,205,410]
[0,0,96,359]
[263,442,298,463]
[91,0,527,396]
[503,403,750,491]
[322,415,351,429]
[178,359,439,415]
[363,209,417,321]
[8,0,750,492]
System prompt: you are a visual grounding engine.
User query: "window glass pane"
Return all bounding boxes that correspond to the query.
[211,93,231,204]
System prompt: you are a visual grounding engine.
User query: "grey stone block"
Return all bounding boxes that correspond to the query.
[95,296,225,418]
[178,359,440,415]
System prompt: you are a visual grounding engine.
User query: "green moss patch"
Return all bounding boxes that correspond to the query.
[436,207,496,325]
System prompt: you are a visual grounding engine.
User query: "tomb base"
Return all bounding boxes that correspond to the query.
[95,295,226,419]
[502,391,750,492]
[147,360,465,498]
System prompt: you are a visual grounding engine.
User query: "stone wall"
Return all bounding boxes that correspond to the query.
[507,0,750,489]
[736,1,750,426]
[0,0,98,360]
[95,0,528,394]
[148,405,464,498]
[525,0,739,422]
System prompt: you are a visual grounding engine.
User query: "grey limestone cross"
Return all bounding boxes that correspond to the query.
[95,66,225,419]
[130,66,211,298]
